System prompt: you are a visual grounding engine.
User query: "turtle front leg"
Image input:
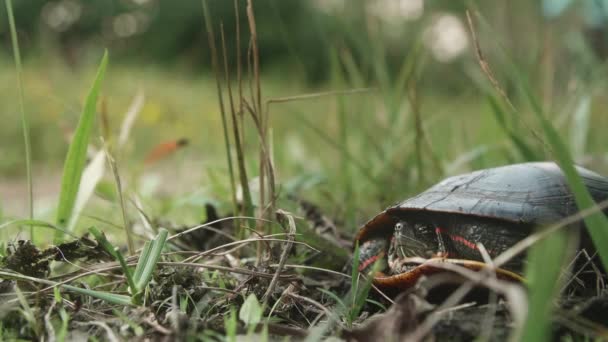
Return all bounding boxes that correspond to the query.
[433,226,451,258]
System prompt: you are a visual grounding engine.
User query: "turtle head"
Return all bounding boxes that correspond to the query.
[388,220,438,273]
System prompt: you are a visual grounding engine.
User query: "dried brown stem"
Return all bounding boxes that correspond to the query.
[221,23,251,238]
[201,0,238,220]
[465,10,516,112]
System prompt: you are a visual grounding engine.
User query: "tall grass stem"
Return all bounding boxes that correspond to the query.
[201,0,239,223]
[5,0,34,241]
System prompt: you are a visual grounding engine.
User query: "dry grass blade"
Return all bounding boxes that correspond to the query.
[263,209,296,303]
[466,8,547,152]
[221,22,253,233]
[286,292,340,328]
[245,0,275,224]
[167,215,276,241]
[68,149,106,233]
[103,143,134,255]
[266,88,373,105]
[118,89,145,148]
[465,10,516,112]
[184,236,315,263]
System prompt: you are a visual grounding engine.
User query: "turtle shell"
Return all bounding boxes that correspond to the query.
[356,162,608,289]
[356,162,608,243]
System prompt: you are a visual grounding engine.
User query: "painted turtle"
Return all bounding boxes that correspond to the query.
[355,162,608,289]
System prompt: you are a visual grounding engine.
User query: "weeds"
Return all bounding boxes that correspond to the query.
[2,1,608,341]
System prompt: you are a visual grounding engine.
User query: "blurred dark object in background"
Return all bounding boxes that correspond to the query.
[0,0,467,83]
[543,0,608,61]
[0,0,331,81]
[585,27,608,60]
[0,0,606,83]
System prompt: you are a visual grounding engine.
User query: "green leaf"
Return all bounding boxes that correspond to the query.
[55,50,109,241]
[239,294,263,327]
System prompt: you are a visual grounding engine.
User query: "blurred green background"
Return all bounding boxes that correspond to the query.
[1,0,608,233]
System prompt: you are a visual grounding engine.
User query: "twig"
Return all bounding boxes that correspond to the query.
[184,236,317,263]
[167,215,276,241]
[277,264,394,305]
[159,262,295,280]
[285,292,340,328]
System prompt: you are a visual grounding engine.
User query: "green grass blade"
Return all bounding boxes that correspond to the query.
[61,284,133,307]
[569,95,591,158]
[471,8,608,268]
[520,78,608,270]
[114,247,137,296]
[133,240,152,283]
[88,226,118,259]
[0,270,133,306]
[5,0,34,241]
[350,260,380,325]
[317,288,347,312]
[351,241,360,297]
[521,229,572,341]
[55,50,109,241]
[135,228,168,291]
[487,96,539,161]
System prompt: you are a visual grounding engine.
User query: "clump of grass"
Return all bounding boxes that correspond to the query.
[89,226,168,305]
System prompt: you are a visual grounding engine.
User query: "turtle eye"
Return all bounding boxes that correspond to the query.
[395,222,404,232]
